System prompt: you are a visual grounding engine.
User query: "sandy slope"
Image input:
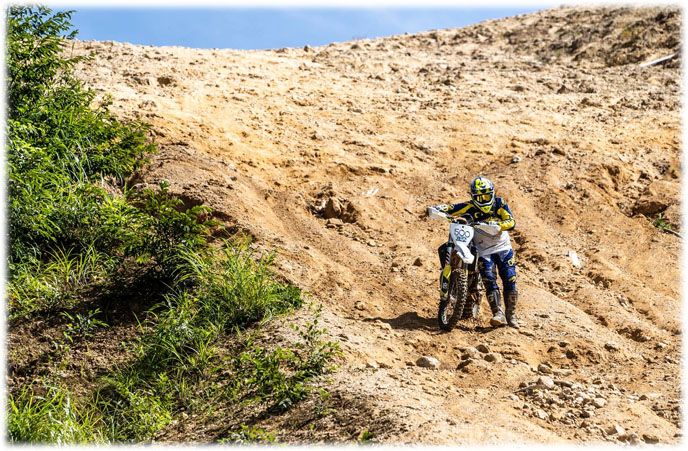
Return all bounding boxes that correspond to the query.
[71,6,682,444]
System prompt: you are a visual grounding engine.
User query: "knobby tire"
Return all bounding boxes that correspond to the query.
[438,268,468,331]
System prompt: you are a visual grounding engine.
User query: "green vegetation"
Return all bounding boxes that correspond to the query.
[7,5,153,317]
[652,213,672,230]
[620,24,642,43]
[7,383,107,444]
[220,425,277,445]
[227,305,338,412]
[176,239,304,331]
[358,429,375,443]
[6,6,338,444]
[61,308,109,342]
[7,7,154,268]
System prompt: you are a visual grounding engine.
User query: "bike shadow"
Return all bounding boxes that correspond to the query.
[358,313,504,334]
[474,324,505,334]
[363,311,441,332]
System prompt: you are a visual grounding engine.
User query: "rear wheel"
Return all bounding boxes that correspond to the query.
[462,273,482,319]
[438,268,468,331]
[462,290,481,319]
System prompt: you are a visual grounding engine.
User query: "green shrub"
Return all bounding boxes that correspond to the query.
[7,6,155,266]
[233,343,310,411]
[123,181,216,283]
[7,6,154,180]
[6,7,80,117]
[290,304,340,378]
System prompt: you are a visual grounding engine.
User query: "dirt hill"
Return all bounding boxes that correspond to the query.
[69,6,681,444]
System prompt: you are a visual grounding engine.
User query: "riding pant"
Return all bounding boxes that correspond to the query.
[479,248,516,293]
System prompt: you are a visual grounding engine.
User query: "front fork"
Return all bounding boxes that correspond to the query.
[467,248,481,290]
[440,243,480,300]
[440,243,467,299]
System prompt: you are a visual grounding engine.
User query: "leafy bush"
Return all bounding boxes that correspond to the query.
[290,304,340,378]
[123,181,215,283]
[7,6,154,266]
[7,6,153,180]
[232,342,310,411]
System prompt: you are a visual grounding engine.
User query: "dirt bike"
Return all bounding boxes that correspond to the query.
[429,210,496,331]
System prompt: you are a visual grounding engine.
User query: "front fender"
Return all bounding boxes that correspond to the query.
[452,243,475,265]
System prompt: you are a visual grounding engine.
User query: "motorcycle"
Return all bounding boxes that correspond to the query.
[429,210,499,331]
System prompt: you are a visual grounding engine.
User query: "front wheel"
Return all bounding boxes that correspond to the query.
[438,267,468,331]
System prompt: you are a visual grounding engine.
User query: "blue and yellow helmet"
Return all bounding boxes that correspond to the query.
[470,176,495,213]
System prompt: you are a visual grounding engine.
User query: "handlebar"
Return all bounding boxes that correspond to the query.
[428,209,475,224]
[429,209,500,231]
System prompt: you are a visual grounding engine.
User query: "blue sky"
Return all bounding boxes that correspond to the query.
[66,7,552,50]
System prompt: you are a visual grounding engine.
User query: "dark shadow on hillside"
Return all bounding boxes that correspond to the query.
[8,264,174,330]
[93,271,172,327]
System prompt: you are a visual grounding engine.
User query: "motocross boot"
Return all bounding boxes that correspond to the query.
[505,290,520,329]
[487,291,507,327]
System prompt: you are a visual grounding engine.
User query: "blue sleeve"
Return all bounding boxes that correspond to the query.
[430,202,472,216]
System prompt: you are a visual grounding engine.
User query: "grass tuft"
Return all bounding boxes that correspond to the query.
[7,383,107,444]
[176,237,304,331]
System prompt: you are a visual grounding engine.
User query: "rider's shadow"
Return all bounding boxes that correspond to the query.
[363,312,440,332]
[474,324,502,333]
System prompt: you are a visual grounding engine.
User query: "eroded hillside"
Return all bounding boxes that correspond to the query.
[68,6,681,444]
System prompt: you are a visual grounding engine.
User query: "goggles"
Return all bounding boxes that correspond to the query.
[473,193,494,204]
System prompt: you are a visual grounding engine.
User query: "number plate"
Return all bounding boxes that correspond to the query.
[451,223,473,243]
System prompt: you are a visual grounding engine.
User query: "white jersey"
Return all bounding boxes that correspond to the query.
[473,228,513,257]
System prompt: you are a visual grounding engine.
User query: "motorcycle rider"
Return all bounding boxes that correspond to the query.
[426,176,519,328]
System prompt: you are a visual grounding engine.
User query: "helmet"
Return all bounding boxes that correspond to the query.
[470,176,495,213]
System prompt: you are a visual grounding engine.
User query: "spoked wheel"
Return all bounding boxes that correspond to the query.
[438,268,468,331]
[461,273,483,319]
[461,290,481,319]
